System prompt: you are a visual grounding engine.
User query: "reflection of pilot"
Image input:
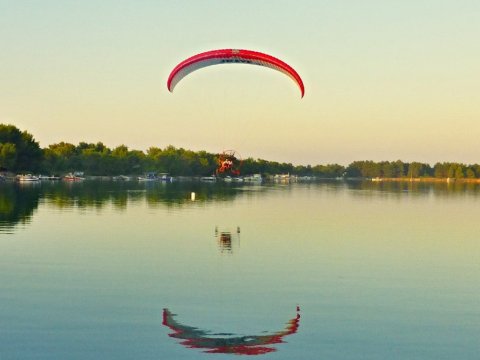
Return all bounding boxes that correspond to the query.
[218,232,232,252]
[215,226,240,253]
[163,307,300,355]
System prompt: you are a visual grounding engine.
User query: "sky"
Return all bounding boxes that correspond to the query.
[1,0,479,165]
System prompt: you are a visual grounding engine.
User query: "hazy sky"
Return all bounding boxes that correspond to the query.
[1,0,479,165]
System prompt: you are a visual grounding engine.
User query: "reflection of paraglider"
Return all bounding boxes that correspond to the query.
[216,150,242,176]
[162,307,300,355]
[167,49,305,98]
[218,231,232,252]
[215,226,241,253]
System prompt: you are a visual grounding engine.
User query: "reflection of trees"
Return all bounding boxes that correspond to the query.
[44,181,246,209]
[0,181,252,232]
[44,181,133,210]
[162,307,300,355]
[3,180,479,232]
[143,182,246,206]
[344,180,480,198]
[0,183,40,233]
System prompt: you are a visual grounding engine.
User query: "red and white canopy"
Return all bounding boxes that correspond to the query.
[167,49,305,98]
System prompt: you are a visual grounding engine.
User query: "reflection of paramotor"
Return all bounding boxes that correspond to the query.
[215,226,241,253]
[216,150,242,176]
[167,49,305,97]
[163,306,300,355]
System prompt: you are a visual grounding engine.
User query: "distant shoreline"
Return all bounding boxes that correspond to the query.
[3,173,480,184]
[370,177,480,183]
[2,124,480,180]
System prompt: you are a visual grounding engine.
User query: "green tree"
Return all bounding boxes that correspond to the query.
[447,164,456,178]
[43,142,77,173]
[381,162,394,178]
[0,142,17,170]
[112,145,129,158]
[312,164,344,178]
[393,160,405,177]
[466,168,475,179]
[454,165,464,179]
[0,124,42,172]
[345,161,381,178]
[472,164,480,178]
[434,163,448,178]
[407,162,431,178]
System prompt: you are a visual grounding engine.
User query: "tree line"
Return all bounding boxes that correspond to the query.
[1,124,479,179]
[345,160,480,179]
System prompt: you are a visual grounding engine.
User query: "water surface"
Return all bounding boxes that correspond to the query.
[1,180,479,359]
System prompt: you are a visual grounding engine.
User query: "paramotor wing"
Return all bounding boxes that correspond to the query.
[167,49,304,98]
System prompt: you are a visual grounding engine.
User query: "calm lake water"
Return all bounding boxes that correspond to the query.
[1,180,479,359]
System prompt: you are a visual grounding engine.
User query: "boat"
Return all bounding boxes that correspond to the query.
[112,175,131,181]
[64,172,85,181]
[16,174,40,182]
[298,176,315,181]
[243,174,263,183]
[158,173,173,182]
[138,172,158,181]
[39,175,61,181]
[200,176,217,182]
[273,174,296,183]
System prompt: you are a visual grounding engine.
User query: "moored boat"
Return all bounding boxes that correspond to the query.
[39,175,61,181]
[243,174,263,183]
[16,174,40,182]
[158,173,173,182]
[64,172,85,181]
[200,176,217,182]
[138,172,157,181]
[113,175,131,181]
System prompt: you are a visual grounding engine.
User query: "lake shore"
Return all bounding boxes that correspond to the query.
[370,177,480,183]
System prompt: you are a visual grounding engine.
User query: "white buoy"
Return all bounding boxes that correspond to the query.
[191,192,196,201]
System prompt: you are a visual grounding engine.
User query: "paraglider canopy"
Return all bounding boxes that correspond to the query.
[167,49,305,98]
